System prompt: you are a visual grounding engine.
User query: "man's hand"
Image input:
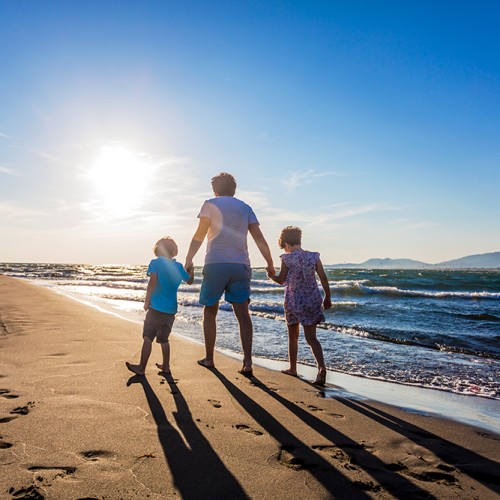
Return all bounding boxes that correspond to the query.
[266,265,275,276]
[184,260,194,273]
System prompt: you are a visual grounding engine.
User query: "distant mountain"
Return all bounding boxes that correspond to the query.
[438,251,500,269]
[329,252,500,269]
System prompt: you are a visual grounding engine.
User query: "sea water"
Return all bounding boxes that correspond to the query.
[2,263,498,404]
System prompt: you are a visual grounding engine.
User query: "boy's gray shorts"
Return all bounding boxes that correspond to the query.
[143,308,175,343]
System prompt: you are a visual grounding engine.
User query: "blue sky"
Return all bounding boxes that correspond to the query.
[1,1,499,265]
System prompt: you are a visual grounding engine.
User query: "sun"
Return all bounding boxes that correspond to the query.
[88,145,151,215]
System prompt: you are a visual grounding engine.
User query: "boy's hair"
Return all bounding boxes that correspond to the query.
[279,226,302,249]
[211,172,237,196]
[154,236,178,258]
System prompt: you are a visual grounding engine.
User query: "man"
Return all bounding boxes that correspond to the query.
[185,172,275,375]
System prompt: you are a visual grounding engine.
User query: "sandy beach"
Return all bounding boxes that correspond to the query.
[0,275,499,499]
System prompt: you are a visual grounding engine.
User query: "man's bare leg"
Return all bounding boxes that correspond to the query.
[199,303,218,367]
[232,301,253,373]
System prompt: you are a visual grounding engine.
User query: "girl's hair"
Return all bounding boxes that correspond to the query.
[211,172,237,196]
[278,226,302,249]
[154,236,178,257]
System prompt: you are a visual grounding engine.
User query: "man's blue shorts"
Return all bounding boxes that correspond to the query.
[200,263,252,306]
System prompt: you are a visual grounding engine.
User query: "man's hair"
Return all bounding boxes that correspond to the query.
[154,236,178,257]
[211,172,237,196]
[278,226,302,249]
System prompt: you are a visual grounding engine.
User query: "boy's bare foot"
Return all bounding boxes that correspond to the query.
[155,363,171,374]
[313,368,327,386]
[238,367,253,377]
[197,359,215,369]
[281,369,298,377]
[126,362,145,376]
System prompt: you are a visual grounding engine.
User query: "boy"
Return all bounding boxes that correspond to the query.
[126,236,194,375]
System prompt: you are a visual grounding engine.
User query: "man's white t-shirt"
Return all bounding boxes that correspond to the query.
[198,196,258,265]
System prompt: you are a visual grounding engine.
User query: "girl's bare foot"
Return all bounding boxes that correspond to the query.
[126,362,145,376]
[281,368,298,377]
[155,363,171,374]
[313,368,327,386]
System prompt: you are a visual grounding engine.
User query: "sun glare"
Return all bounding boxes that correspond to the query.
[89,145,151,215]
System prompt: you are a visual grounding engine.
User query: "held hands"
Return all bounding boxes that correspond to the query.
[184,260,194,274]
[266,265,275,276]
[323,297,332,310]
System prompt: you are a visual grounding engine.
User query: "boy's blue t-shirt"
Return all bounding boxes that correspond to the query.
[147,257,190,314]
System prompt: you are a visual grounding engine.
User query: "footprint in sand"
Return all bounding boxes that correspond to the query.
[8,485,44,499]
[0,417,17,423]
[296,401,324,412]
[80,450,115,462]
[477,431,500,441]
[272,444,318,471]
[208,399,222,408]
[235,424,264,436]
[0,389,19,399]
[0,437,13,449]
[10,402,35,415]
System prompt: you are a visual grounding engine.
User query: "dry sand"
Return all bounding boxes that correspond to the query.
[0,275,499,499]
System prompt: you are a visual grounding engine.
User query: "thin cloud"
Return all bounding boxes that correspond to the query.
[283,169,333,192]
[0,201,42,218]
[0,165,18,176]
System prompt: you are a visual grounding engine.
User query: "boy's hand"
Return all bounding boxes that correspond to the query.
[185,260,194,273]
[323,297,332,310]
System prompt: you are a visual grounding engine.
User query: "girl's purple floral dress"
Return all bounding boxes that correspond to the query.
[281,249,325,326]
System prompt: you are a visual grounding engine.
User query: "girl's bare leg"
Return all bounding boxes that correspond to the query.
[304,325,327,385]
[282,323,300,376]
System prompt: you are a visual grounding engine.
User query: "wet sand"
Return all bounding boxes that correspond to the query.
[1,275,499,499]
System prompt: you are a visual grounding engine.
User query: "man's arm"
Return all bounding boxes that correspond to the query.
[184,216,211,272]
[248,223,275,275]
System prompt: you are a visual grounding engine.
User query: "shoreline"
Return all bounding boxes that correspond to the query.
[37,280,500,434]
[1,275,499,499]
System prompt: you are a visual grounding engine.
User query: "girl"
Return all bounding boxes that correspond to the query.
[267,226,331,386]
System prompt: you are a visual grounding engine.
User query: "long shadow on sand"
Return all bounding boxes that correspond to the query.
[209,369,372,499]
[337,397,500,495]
[127,374,248,499]
[247,376,435,499]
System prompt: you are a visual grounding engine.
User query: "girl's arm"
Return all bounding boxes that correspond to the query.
[144,272,158,311]
[267,259,289,285]
[316,259,331,309]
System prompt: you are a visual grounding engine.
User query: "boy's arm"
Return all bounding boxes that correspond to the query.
[248,223,275,275]
[267,259,288,285]
[185,216,211,272]
[144,273,158,311]
[316,259,331,309]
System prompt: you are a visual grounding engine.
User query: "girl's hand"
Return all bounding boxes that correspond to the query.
[323,297,332,310]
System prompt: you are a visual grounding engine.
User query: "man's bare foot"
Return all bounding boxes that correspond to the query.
[155,363,171,374]
[197,359,215,369]
[126,362,145,376]
[281,368,298,377]
[313,368,327,386]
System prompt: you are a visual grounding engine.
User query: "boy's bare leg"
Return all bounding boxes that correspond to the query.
[282,323,299,376]
[126,336,153,375]
[199,303,218,367]
[232,301,253,373]
[155,341,171,373]
[304,325,327,385]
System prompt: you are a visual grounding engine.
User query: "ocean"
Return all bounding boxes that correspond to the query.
[2,263,499,405]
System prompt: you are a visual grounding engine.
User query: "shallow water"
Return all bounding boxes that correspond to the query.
[2,263,499,401]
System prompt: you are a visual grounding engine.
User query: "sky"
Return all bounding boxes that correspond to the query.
[1,0,499,266]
